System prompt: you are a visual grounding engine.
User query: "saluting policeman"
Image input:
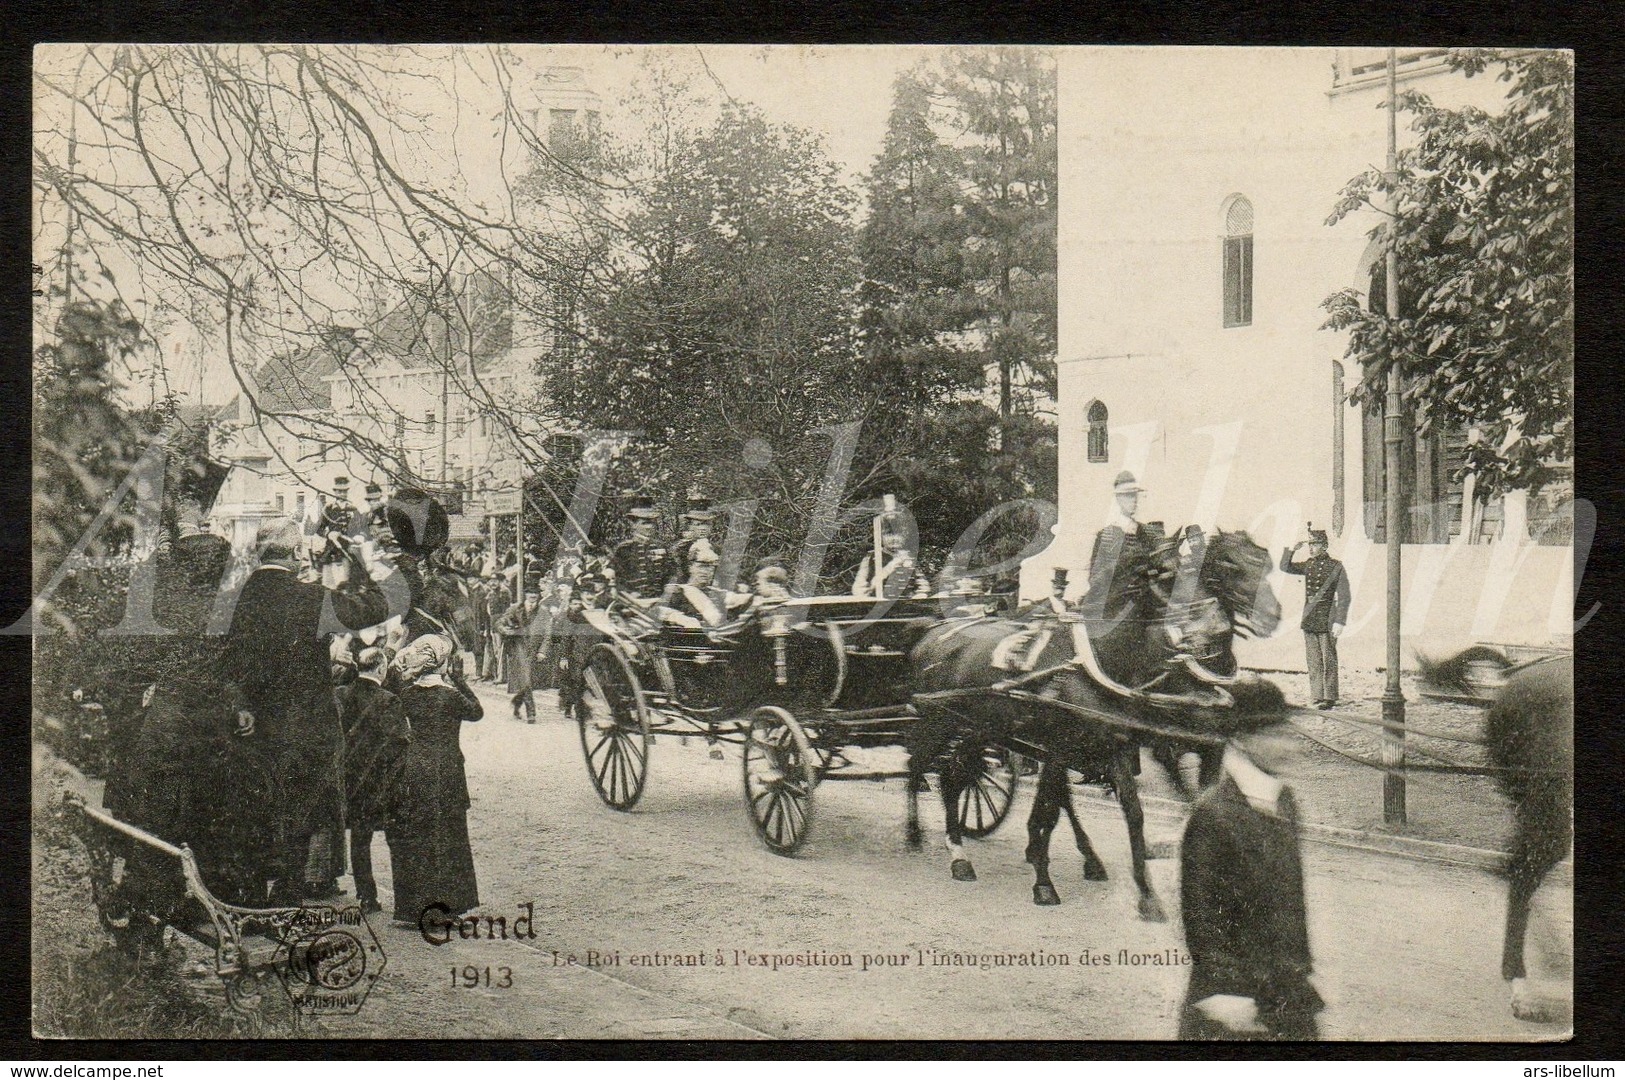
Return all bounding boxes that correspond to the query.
[610,496,675,599]
[1279,528,1351,709]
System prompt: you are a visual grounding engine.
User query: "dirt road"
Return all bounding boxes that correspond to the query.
[303,682,1568,1041]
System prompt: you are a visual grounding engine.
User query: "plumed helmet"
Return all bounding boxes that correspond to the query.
[385,487,450,557]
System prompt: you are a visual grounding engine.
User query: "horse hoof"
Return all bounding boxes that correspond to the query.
[1084,860,1109,882]
[951,859,977,882]
[1033,884,1061,906]
[1138,894,1168,922]
[905,823,924,850]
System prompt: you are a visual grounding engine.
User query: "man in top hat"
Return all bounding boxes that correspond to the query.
[221,516,393,904]
[1179,707,1322,1040]
[1280,529,1351,709]
[670,496,718,586]
[610,496,674,599]
[1080,471,1164,686]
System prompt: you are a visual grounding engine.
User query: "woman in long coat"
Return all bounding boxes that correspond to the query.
[386,634,482,924]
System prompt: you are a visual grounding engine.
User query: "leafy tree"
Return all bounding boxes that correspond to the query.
[547,103,865,565]
[1322,49,1573,500]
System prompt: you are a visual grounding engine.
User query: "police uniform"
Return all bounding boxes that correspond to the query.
[1279,531,1350,707]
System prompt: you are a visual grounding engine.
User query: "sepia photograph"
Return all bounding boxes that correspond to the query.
[26,44,1575,1041]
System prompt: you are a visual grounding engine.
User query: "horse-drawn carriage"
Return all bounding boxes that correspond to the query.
[571,589,1021,855]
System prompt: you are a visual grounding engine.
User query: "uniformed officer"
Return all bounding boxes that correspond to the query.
[1279,528,1351,709]
[610,496,674,599]
[1080,471,1163,686]
[670,496,718,585]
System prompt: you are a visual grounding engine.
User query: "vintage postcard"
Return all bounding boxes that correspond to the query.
[29,44,1575,1040]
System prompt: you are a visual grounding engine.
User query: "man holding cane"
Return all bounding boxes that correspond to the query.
[1279,527,1350,710]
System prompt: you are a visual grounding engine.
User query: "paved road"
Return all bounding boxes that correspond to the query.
[319,682,1570,1041]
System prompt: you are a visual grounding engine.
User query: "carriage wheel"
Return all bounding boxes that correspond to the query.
[577,643,652,811]
[957,745,1020,839]
[742,706,819,856]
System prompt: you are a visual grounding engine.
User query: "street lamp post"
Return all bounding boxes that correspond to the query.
[1381,48,1408,825]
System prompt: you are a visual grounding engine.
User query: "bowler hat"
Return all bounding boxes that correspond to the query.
[1113,471,1145,494]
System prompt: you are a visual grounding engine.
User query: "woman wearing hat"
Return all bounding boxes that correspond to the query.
[386,633,482,925]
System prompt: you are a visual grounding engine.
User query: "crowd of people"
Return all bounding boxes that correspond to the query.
[101,487,483,928]
[86,471,1344,1039]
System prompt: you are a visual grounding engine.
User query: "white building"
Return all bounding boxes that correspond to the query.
[1026,48,1574,670]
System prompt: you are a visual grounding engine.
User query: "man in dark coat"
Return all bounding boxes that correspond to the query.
[1279,529,1351,709]
[338,647,410,914]
[1080,471,1164,687]
[610,497,673,598]
[221,517,393,905]
[1179,715,1323,1040]
[495,587,544,722]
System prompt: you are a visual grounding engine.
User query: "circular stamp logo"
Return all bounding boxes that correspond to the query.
[272,904,386,1015]
[287,929,367,991]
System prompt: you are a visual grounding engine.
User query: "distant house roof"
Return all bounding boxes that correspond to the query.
[214,270,522,422]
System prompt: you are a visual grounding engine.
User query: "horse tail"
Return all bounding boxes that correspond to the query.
[1416,645,1513,695]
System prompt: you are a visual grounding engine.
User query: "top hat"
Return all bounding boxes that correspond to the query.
[1113,471,1146,495]
[681,496,716,522]
[333,476,351,492]
[626,494,661,520]
[1052,567,1069,589]
[1308,528,1328,544]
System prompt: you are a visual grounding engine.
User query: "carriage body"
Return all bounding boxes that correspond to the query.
[573,593,1018,854]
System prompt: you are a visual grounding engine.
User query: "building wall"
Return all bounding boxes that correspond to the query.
[1026,47,1573,671]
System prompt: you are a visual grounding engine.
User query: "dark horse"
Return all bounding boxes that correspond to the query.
[906,528,1285,921]
[1419,646,1572,1022]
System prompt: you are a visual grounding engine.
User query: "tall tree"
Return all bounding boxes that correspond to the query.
[855,49,1058,580]
[1322,49,1573,500]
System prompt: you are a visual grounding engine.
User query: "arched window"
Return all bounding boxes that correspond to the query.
[1222,195,1254,328]
[1086,400,1109,463]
